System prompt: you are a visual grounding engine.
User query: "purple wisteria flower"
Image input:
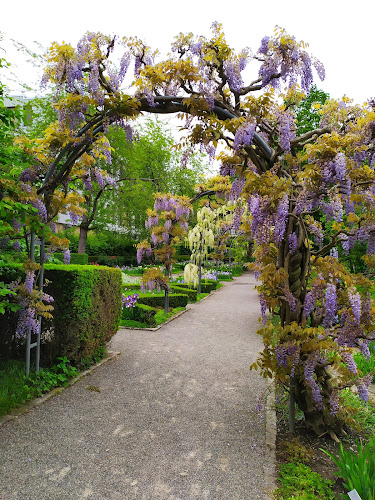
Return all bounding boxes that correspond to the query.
[69,211,79,226]
[288,233,298,254]
[25,271,35,294]
[12,241,21,252]
[334,153,346,182]
[274,194,289,242]
[303,284,321,318]
[233,121,256,151]
[16,305,39,338]
[329,390,339,415]
[357,374,373,404]
[31,199,47,223]
[259,293,267,325]
[224,59,244,93]
[367,232,375,255]
[63,249,71,265]
[304,352,323,410]
[93,169,105,189]
[348,288,361,325]
[323,284,338,328]
[230,178,246,201]
[277,110,295,152]
[330,247,338,259]
[83,174,92,191]
[341,351,358,374]
[360,340,371,360]
[275,343,288,368]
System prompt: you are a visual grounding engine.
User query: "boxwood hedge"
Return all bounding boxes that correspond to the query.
[0,264,122,368]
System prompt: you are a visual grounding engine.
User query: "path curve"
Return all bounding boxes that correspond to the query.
[0,272,275,499]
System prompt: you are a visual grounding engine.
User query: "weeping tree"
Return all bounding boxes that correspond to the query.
[185,203,234,289]
[184,205,216,292]
[137,193,192,313]
[13,24,375,436]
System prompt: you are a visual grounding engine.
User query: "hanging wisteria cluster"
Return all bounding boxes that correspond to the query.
[138,193,192,292]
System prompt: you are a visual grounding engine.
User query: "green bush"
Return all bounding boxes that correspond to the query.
[122,283,142,291]
[122,303,158,327]
[54,252,89,265]
[175,254,191,262]
[89,255,137,267]
[137,292,189,309]
[177,281,218,293]
[65,230,137,258]
[170,285,198,302]
[231,265,245,276]
[0,264,122,368]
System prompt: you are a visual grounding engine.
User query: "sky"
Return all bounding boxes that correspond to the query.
[1,0,373,105]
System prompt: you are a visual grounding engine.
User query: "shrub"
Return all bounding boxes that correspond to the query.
[0,264,123,368]
[170,285,198,302]
[89,255,137,267]
[122,303,158,327]
[54,252,88,265]
[177,281,218,293]
[122,283,142,291]
[137,292,189,309]
[64,230,136,257]
[231,265,245,276]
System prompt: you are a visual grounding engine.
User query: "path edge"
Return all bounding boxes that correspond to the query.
[0,350,120,428]
[264,377,277,498]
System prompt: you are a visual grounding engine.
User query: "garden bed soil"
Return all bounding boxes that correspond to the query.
[276,414,355,498]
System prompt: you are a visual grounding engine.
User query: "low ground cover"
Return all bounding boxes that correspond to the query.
[274,361,375,499]
[275,392,375,499]
[0,357,79,418]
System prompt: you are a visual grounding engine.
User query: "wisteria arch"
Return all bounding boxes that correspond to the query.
[13,24,375,436]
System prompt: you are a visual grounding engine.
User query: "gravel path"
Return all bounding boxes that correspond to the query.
[0,273,275,500]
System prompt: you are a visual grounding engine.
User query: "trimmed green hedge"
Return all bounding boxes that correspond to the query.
[89,255,137,267]
[137,292,189,309]
[0,264,122,367]
[170,285,198,302]
[122,303,158,327]
[175,254,191,262]
[122,283,142,291]
[54,252,89,265]
[177,281,218,293]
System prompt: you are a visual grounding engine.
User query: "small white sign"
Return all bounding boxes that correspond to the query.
[348,490,362,500]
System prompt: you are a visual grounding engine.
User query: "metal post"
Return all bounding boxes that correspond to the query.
[25,232,43,375]
[35,237,45,373]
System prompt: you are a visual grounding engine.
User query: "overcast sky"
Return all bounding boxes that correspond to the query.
[1,0,373,104]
